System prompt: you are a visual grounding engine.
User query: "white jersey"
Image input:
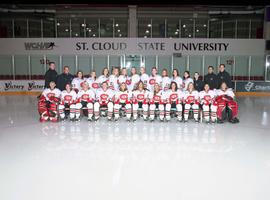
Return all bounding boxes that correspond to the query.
[216,89,235,98]
[108,75,119,91]
[95,88,115,102]
[132,89,150,102]
[129,74,140,91]
[199,90,216,104]
[183,77,194,90]
[86,77,100,91]
[140,73,149,89]
[71,77,86,91]
[60,90,77,104]
[97,75,109,84]
[114,90,132,104]
[165,89,184,103]
[42,88,61,101]
[77,89,96,102]
[161,76,172,91]
[171,76,183,90]
[148,75,162,92]
[183,90,199,103]
[118,75,131,86]
[149,90,166,103]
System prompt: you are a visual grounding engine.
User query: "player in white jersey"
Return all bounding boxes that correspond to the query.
[118,67,131,88]
[183,82,200,122]
[129,67,140,91]
[113,82,132,121]
[97,67,109,84]
[199,83,217,123]
[172,69,183,90]
[75,81,95,121]
[38,81,61,122]
[108,66,120,91]
[215,82,239,123]
[58,83,77,121]
[71,71,86,93]
[131,81,150,121]
[161,68,172,91]
[164,81,184,121]
[94,81,115,121]
[87,71,100,91]
[148,67,162,92]
[140,67,149,90]
[149,83,166,121]
[183,71,194,91]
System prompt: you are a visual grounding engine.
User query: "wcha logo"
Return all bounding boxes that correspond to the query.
[244,81,254,92]
[24,42,57,50]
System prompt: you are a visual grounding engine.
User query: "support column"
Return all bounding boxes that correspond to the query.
[128,5,137,37]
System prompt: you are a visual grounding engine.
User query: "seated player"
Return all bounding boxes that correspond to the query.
[165,81,184,122]
[132,81,150,121]
[113,82,132,121]
[38,81,61,122]
[58,83,77,121]
[161,68,171,91]
[71,71,86,93]
[75,81,95,121]
[183,82,200,122]
[149,83,166,121]
[215,82,239,123]
[87,71,100,91]
[94,81,115,121]
[199,83,217,123]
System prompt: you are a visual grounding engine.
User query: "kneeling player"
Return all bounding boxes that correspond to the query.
[149,83,166,121]
[114,82,132,121]
[183,82,200,122]
[75,82,95,121]
[58,83,77,121]
[199,83,217,123]
[132,81,150,121]
[38,81,61,122]
[94,81,115,121]
[165,82,184,121]
[215,82,239,123]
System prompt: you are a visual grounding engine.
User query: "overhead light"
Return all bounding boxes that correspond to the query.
[117,29,120,32]
[147,24,151,27]
[65,28,69,32]
[188,34,192,37]
[144,36,147,38]
[119,34,122,37]
[81,23,86,27]
[175,31,178,35]
[266,62,270,67]
[126,61,131,68]
[183,24,186,28]
[93,34,96,37]
[75,33,78,36]
[57,22,60,26]
[115,23,119,27]
[203,24,207,27]
[176,29,179,31]
[196,29,199,32]
[88,29,91,32]
[145,30,149,33]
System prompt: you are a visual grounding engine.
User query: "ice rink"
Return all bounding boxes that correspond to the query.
[0,95,270,200]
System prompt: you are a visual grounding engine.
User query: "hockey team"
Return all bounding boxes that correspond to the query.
[38,65,240,124]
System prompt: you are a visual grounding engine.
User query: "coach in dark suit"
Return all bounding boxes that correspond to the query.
[56,66,74,91]
[217,64,232,88]
[204,66,218,89]
[44,62,58,88]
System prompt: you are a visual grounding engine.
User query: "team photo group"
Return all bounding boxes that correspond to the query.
[38,62,240,124]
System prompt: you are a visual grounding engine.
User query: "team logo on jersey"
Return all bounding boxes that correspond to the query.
[47,93,55,98]
[126,80,131,85]
[82,94,89,100]
[92,83,99,89]
[137,94,144,100]
[170,93,178,100]
[204,95,211,101]
[64,95,72,101]
[153,95,161,101]
[245,82,254,92]
[187,96,195,102]
[120,94,128,100]
[149,79,156,85]
[101,94,109,100]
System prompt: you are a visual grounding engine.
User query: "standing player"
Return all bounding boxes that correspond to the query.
[215,82,239,123]
[161,68,171,91]
[87,71,100,91]
[75,82,95,121]
[58,83,77,121]
[97,67,109,84]
[113,82,132,121]
[38,81,61,122]
[71,71,86,93]
[132,81,150,121]
[164,82,184,122]
[171,69,183,90]
[140,67,149,90]
[149,83,166,121]
[199,83,217,123]
[183,82,200,122]
[183,71,194,91]
[108,66,120,91]
[94,81,115,121]
[118,68,131,87]
[129,67,140,91]
[148,67,162,92]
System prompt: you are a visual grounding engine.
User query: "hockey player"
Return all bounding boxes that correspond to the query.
[94,81,115,121]
[215,82,239,123]
[161,68,171,91]
[149,83,166,121]
[183,71,194,91]
[108,66,120,91]
[183,82,200,122]
[71,71,86,93]
[148,67,162,92]
[87,71,100,91]
[171,69,183,90]
[129,67,140,91]
[199,83,217,123]
[58,83,77,121]
[132,81,150,121]
[97,67,109,84]
[38,81,61,122]
[113,82,132,121]
[140,67,149,90]
[118,68,131,87]
[164,81,184,122]
[75,81,95,121]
